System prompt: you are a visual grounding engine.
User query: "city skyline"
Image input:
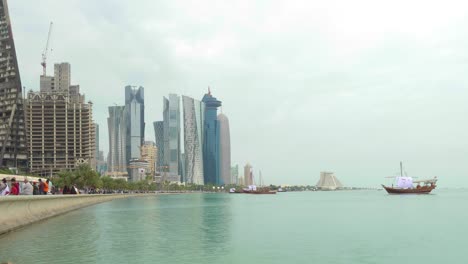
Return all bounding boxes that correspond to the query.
[6,0,468,186]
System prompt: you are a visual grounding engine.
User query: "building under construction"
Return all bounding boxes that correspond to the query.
[25,65,95,176]
[0,0,27,169]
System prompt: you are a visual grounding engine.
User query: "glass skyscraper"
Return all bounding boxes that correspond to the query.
[182,96,205,185]
[153,121,164,172]
[201,90,222,185]
[163,94,182,181]
[107,106,127,174]
[125,86,145,161]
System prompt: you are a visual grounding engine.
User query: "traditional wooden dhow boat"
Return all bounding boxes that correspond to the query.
[243,189,277,194]
[229,188,243,193]
[229,185,277,194]
[382,162,437,194]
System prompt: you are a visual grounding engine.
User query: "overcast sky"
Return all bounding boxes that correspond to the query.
[10,0,468,187]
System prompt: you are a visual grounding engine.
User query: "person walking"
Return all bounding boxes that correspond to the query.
[33,182,39,195]
[0,178,7,194]
[44,179,49,195]
[10,178,19,195]
[21,178,33,195]
[70,184,78,195]
[0,178,9,196]
[46,179,53,194]
[38,179,45,195]
[62,185,70,195]
[43,179,49,195]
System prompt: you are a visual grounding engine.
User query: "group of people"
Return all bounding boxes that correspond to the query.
[0,177,60,196]
[62,185,79,195]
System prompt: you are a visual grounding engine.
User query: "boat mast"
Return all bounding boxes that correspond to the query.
[400,161,403,177]
[259,170,263,187]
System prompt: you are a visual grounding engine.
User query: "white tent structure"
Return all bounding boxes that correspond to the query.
[316,172,343,190]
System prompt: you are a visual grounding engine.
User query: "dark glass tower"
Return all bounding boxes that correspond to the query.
[163,94,182,181]
[201,89,222,185]
[125,86,145,161]
[0,0,27,169]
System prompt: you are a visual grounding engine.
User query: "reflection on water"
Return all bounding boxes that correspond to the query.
[92,194,232,263]
[2,191,467,264]
[200,194,231,260]
[0,194,232,264]
[0,201,101,263]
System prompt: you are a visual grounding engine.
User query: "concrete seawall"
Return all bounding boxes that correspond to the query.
[0,194,150,235]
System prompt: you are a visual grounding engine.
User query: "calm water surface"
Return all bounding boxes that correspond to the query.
[1,190,467,264]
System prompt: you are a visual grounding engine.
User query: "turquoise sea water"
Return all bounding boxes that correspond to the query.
[1,190,467,264]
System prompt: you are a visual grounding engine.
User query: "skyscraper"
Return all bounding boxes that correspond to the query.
[141,141,157,176]
[95,123,100,163]
[218,113,231,185]
[163,94,182,181]
[0,0,27,169]
[153,121,164,171]
[244,163,253,186]
[26,77,95,175]
[231,165,239,185]
[125,86,145,161]
[201,89,222,185]
[182,96,204,185]
[107,106,127,175]
[96,150,107,175]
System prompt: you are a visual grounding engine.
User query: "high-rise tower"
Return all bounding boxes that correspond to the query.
[125,86,145,161]
[0,0,27,169]
[153,121,164,172]
[107,106,127,175]
[201,89,222,185]
[244,163,253,186]
[182,96,204,185]
[218,113,231,185]
[163,94,182,181]
[141,141,157,176]
[26,77,95,175]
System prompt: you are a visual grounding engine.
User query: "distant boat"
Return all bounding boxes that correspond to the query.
[382,162,437,194]
[229,185,277,194]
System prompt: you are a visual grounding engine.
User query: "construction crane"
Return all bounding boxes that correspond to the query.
[41,22,53,76]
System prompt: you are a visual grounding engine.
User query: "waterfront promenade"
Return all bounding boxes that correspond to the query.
[0,193,152,235]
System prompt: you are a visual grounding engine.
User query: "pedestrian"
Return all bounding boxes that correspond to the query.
[43,179,49,195]
[0,178,7,193]
[21,178,33,195]
[38,179,45,195]
[10,178,19,195]
[45,179,52,194]
[63,185,70,194]
[33,182,39,195]
[0,178,9,196]
[70,184,78,195]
